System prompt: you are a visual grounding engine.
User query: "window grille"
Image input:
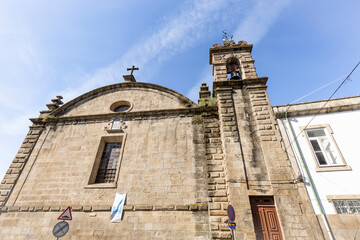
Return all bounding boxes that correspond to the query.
[333,199,360,214]
[95,143,121,183]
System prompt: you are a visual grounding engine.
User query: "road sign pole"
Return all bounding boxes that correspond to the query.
[231,229,235,240]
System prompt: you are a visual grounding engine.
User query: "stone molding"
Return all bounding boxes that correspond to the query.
[50,82,196,116]
[30,106,218,125]
[0,203,208,213]
[213,78,268,97]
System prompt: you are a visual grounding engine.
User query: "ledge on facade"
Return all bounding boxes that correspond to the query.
[0,203,208,213]
[273,95,360,118]
[29,106,219,124]
[212,77,268,96]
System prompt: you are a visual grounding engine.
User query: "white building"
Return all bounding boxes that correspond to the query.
[273,95,360,240]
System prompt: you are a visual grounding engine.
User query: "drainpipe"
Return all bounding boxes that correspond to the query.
[284,111,334,240]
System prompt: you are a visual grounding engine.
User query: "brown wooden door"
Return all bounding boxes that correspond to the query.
[250,197,283,240]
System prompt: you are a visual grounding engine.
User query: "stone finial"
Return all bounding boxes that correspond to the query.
[46,95,64,111]
[199,83,211,100]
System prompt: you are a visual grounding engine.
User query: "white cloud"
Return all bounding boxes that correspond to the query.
[186,0,293,100]
[233,0,292,44]
[58,0,236,102]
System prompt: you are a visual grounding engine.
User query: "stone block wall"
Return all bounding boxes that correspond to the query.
[5,116,208,208]
[0,108,214,239]
[0,210,209,239]
[0,125,44,207]
[201,112,231,239]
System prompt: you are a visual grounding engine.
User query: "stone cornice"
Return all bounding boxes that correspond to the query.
[0,203,208,213]
[30,106,219,124]
[212,77,268,96]
[273,95,360,118]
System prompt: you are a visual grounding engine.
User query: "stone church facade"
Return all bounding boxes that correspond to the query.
[0,41,325,239]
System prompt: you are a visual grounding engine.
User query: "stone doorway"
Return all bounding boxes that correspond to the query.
[250,196,283,240]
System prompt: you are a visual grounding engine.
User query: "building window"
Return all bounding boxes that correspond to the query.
[302,124,350,172]
[332,199,360,214]
[305,128,341,166]
[110,100,132,113]
[86,135,126,188]
[95,143,122,183]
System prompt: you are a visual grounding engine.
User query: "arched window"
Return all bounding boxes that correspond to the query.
[226,58,241,80]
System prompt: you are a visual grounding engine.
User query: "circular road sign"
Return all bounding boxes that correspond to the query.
[53,221,69,238]
[227,205,236,222]
[228,221,236,230]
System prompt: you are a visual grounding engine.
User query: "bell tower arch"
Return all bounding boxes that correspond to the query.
[209,40,258,82]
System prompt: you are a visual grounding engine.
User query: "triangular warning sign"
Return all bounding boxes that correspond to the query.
[58,207,72,220]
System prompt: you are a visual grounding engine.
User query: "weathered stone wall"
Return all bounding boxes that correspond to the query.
[0,125,44,208]
[317,214,360,240]
[208,41,325,239]
[0,210,209,239]
[0,95,213,239]
[6,116,208,208]
[210,42,258,82]
[63,85,191,117]
[200,112,231,239]
[245,84,320,239]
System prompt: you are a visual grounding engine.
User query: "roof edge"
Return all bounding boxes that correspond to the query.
[273,95,360,118]
[50,82,197,116]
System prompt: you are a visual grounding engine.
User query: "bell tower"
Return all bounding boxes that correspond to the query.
[210,40,257,82]
[207,40,322,239]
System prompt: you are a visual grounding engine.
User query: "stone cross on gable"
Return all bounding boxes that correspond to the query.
[127,65,139,75]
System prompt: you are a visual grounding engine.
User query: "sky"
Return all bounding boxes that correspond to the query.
[0,0,359,180]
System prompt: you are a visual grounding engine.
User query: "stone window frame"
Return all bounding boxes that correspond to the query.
[110,100,133,113]
[85,134,126,189]
[300,124,351,172]
[327,195,360,214]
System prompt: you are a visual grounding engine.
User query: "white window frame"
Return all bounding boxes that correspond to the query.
[301,124,351,172]
[327,195,360,214]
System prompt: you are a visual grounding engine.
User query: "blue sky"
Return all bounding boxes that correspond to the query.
[0,0,359,180]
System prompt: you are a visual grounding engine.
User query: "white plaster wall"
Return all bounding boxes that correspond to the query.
[281,109,360,214]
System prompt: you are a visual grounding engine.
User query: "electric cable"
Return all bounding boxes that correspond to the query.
[285,60,360,151]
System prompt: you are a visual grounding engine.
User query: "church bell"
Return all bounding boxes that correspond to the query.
[230,71,240,80]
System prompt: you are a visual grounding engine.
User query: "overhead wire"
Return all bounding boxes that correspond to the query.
[285,60,360,151]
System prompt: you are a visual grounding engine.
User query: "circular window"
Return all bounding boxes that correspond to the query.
[110,101,132,113]
[114,105,130,112]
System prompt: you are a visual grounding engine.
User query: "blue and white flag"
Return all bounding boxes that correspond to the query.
[110,193,126,222]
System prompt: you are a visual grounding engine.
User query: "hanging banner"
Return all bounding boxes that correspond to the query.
[110,193,127,223]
